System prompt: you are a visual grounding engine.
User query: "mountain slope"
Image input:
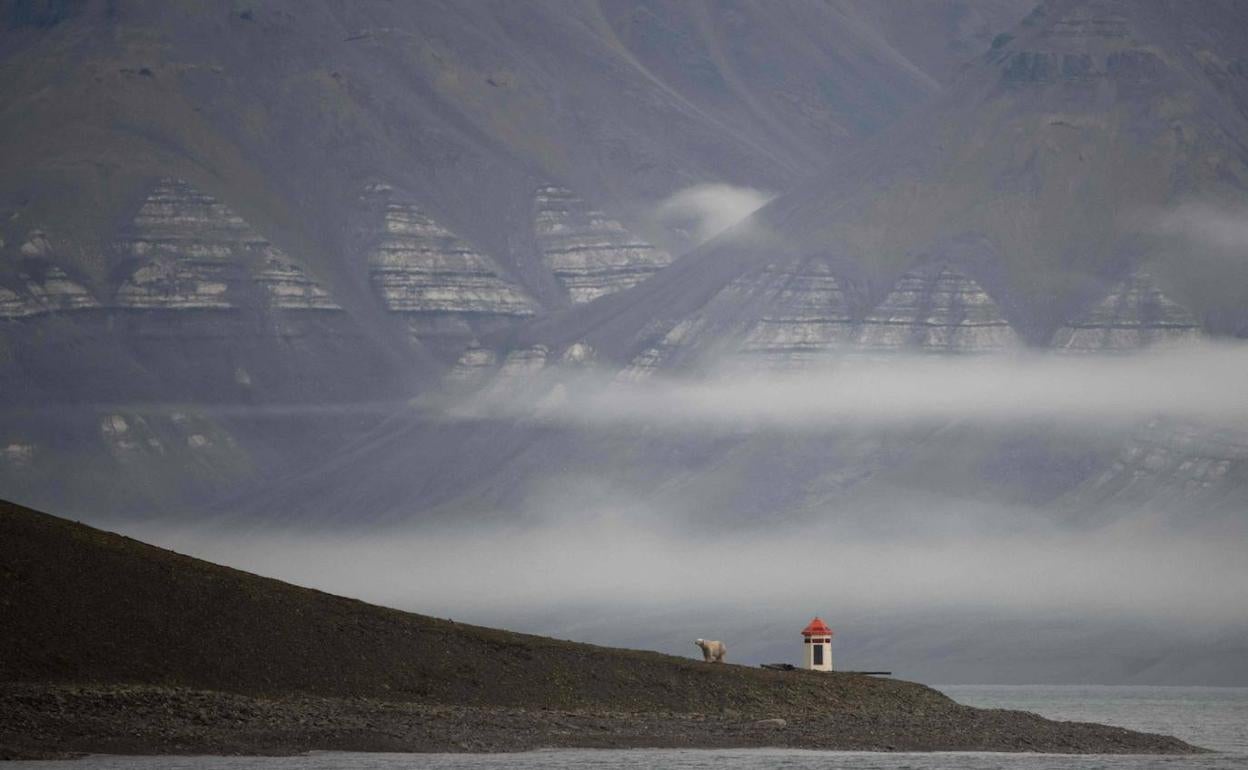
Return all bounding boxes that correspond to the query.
[0,0,1032,518]
[514,0,1248,368]
[0,0,1033,397]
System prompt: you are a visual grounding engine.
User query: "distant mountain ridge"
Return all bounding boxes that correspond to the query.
[0,0,1030,402]
[0,0,1032,516]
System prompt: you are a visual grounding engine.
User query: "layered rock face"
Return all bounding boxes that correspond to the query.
[533,186,672,303]
[359,184,538,360]
[619,262,1017,377]
[114,179,338,312]
[617,319,704,381]
[617,259,855,377]
[0,236,100,319]
[22,265,100,313]
[1070,419,1248,517]
[1,276,98,318]
[1051,272,1202,352]
[856,267,1020,354]
[497,345,550,379]
[446,346,499,389]
[113,180,252,310]
[253,255,340,311]
[450,342,603,396]
[0,287,41,319]
[473,345,553,402]
[0,179,411,407]
[615,263,1207,378]
[737,260,856,368]
[611,258,1217,382]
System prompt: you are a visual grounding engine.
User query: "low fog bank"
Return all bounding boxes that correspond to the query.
[98,342,1248,684]
[129,504,1248,685]
[460,342,1248,430]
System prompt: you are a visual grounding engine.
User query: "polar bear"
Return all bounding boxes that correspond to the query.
[695,638,727,663]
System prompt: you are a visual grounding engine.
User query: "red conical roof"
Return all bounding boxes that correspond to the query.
[802,617,833,637]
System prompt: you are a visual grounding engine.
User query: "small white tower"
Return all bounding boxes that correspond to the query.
[802,617,834,672]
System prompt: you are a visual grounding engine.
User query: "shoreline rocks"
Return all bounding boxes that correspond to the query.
[0,682,1204,760]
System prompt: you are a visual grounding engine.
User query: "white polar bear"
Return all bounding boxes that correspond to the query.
[695,638,727,663]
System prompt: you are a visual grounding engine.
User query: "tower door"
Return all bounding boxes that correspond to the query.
[813,643,824,666]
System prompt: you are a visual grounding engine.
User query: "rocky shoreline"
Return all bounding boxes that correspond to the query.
[0,683,1203,760]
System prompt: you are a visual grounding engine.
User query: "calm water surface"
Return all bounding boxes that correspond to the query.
[941,685,1248,756]
[15,685,1248,769]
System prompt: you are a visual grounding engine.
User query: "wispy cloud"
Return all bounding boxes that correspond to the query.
[657,183,773,244]
[1153,202,1248,253]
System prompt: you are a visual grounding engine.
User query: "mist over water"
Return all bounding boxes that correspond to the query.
[124,343,1248,685]
[134,498,1248,682]
[140,510,1247,624]
[456,342,1248,429]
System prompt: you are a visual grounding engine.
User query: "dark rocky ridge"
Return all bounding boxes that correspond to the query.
[0,499,1203,758]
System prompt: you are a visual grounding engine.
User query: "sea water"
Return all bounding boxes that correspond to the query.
[15,685,1248,769]
[941,685,1248,756]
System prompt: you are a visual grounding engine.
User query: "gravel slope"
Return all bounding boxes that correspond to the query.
[0,500,1204,759]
